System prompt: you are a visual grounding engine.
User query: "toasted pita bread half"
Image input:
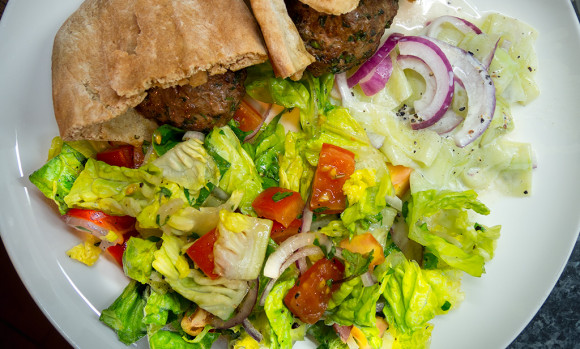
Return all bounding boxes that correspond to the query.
[249,0,315,80]
[52,0,268,145]
[299,0,360,15]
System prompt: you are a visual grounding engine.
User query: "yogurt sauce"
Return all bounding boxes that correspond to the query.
[388,0,482,35]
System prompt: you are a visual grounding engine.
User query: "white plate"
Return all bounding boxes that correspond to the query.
[0,0,579,348]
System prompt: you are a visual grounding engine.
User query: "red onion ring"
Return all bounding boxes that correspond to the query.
[301,207,313,233]
[425,37,496,147]
[263,232,318,278]
[397,36,455,130]
[347,33,403,88]
[427,78,466,134]
[283,246,321,274]
[242,318,263,343]
[333,324,353,343]
[210,279,258,329]
[425,15,482,38]
[396,55,436,115]
[481,37,500,69]
[358,57,394,96]
[61,215,119,250]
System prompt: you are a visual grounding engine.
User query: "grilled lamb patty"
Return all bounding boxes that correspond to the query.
[135,69,246,132]
[286,0,399,76]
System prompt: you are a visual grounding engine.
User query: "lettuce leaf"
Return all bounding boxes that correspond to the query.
[213,210,273,280]
[122,237,158,284]
[29,142,88,214]
[205,126,263,215]
[406,190,500,276]
[99,280,148,344]
[251,112,287,189]
[149,330,219,349]
[151,125,187,156]
[152,138,219,192]
[278,131,315,202]
[143,289,190,336]
[152,233,249,320]
[376,252,463,335]
[341,169,395,233]
[264,279,296,349]
[307,322,348,349]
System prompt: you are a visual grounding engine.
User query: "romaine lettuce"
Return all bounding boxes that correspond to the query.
[29,142,89,214]
[152,233,249,320]
[149,329,219,349]
[123,237,158,284]
[143,289,190,336]
[213,210,273,280]
[406,190,500,276]
[99,280,148,344]
[205,126,263,215]
[377,252,463,334]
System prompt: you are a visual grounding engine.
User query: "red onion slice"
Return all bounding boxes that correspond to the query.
[481,37,500,69]
[425,15,482,38]
[347,33,404,88]
[427,79,466,134]
[210,279,258,329]
[358,57,394,96]
[425,37,496,147]
[242,319,263,343]
[427,109,464,135]
[61,215,119,250]
[259,278,277,307]
[301,207,313,233]
[396,55,437,114]
[396,37,455,129]
[263,232,318,278]
[333,324,353,343]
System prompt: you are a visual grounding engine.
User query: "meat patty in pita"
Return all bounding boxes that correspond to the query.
[52,0,268,145]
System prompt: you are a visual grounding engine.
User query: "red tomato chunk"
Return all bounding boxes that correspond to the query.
[252,187,305,228]
[284,258,344,324]
[309,143,355,214]
[186,229,219,280]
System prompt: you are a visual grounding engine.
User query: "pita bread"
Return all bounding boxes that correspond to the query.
[299,0,360,15]
[249,0,315,80]
[52,0,268,145]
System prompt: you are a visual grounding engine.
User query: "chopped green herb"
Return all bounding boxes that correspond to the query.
[272,191,293,202]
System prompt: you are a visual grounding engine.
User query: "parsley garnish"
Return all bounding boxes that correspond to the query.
[272,191,293,202]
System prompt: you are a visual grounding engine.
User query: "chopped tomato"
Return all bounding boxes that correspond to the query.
[339,233,385,271]
[65,208,137,237]
[270,218,302,244]
[96,145,135,168]
[387,163,412,198]
[106,231,140,267]
[284,258,344,324]
[233,99,263,132]
[309,143,355,214]
[252,187,305,228]
[186,229,219,279]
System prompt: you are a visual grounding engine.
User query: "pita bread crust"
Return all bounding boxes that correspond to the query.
[52,0,268,145]
[250,0,315,80]
[298,0,360,15]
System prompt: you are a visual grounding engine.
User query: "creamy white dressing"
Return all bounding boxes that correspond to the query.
[390,0,482,35]
[340,0,536,197]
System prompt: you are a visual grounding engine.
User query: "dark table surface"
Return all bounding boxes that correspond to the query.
[0,0,579,348]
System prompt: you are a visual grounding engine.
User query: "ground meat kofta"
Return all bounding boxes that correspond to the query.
[135,70,247,132]
[286,0,399,76]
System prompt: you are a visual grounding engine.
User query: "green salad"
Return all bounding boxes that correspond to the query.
[30,11,537,349]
